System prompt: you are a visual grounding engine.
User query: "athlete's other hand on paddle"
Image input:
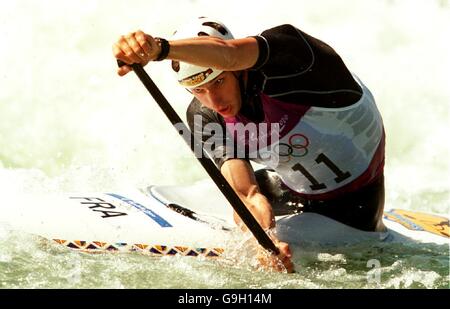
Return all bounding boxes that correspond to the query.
[112,30,162,76]
[223,159,295,273]
[256,234,294,273]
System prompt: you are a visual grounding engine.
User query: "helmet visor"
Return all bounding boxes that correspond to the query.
[178,68,215,88]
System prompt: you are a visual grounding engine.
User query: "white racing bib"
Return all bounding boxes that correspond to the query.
[226,76,384,196]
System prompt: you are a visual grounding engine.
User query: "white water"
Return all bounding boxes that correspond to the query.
[0,0,449,288]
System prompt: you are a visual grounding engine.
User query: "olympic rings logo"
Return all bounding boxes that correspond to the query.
[273,134,309,163]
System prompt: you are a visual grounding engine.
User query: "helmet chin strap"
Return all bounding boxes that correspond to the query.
[233,70,264,122]
[232,71,248,108]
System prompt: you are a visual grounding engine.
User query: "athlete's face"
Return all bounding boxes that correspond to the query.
[190,71,242,118]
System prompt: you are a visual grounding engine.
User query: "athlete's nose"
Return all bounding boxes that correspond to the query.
[205,90,224,111]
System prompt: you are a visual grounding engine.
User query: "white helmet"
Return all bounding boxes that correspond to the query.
[171,17,234,89]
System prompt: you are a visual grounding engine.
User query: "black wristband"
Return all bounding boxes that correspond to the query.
[155,37,170,61]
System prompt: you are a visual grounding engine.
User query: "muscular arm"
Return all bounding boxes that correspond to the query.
[168,37,259,71]
[114,30,259,76]
[220,159,275,230]
[221,158,294,273]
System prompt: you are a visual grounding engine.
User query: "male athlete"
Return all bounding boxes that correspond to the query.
[113,17,386,273]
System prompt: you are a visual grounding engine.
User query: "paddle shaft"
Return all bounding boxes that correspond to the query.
[121,61,279,254]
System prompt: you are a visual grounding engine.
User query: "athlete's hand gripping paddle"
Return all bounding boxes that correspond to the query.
[117,60,280,255]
